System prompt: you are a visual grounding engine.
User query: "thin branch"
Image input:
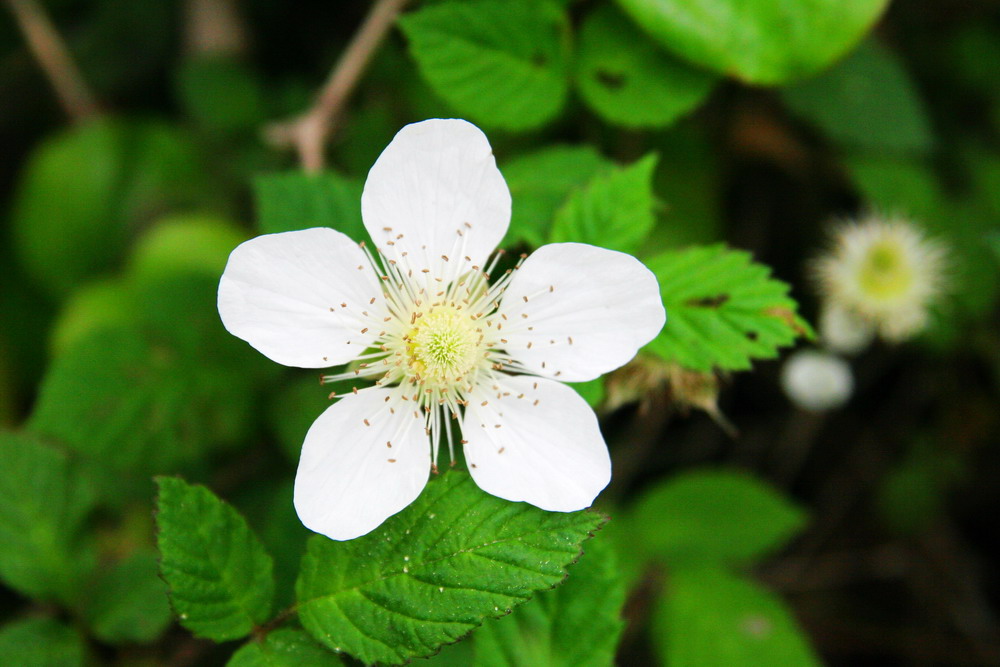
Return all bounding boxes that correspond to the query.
[5,0,100,122]
[265,0,410,172]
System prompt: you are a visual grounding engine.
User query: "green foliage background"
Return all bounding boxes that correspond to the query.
[1,0,998,665]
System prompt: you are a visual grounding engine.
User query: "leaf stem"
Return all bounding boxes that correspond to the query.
[265,0,410,172]
[4,0,101,122]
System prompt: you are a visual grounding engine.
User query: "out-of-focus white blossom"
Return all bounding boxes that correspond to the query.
[780,349,854,412]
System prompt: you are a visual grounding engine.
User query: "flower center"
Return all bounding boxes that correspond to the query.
[408,306,481,383]
[859,240,913,300]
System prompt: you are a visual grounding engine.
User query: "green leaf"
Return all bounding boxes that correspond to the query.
[0,617,87,667]
[0,431,97,604]
[576,5,716,128]
[628,470,806,567]
[400,0,570,130]
[48,279,134,356]
[645,245,809,372]
[10,119,129,296]
[228,628,343,667]
[254,171,365,241]
[472,534,625,667]
[80,548,173,644]
[783,39,933,154]
[128,213,248,284]
[155,477,275,642]
[266,372,340,464]
[296,470,604,665]
[177,56,267,133]
[550,153,659,253]
[615,0,890,84]
[653,568,820,666]
[31,275,271,473]
[501,145,612,247]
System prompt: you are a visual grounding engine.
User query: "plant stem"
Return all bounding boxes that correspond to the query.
[265,0,409,172]
[5,0,100,122]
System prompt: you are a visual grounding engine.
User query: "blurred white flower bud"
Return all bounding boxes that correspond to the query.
[819,304,875,355]
[781,349,854,412]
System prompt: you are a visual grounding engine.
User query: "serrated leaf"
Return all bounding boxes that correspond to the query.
[80,548,173,644]
[0,431,97,604]
[628,470,806,567]
[502,145,612,247]
[296,470,603,665]
[615,0,889,85]
[254,171,365,241]
[576,5,716,128]
[31,275,271,473]
[550,153,658,253]
[472,534,625,667]
[0,617,87,667]
[653,568,820,666]
[228,628,342,667]
[156,477,275,642]
[400,0,570,130]
[783,39,933,154]
[645,245,809,371]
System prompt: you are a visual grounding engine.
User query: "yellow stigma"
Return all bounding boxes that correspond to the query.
[857,239,913,300]
[408,306,480,384]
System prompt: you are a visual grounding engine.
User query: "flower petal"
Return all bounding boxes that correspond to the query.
[361,119,511,277]
[294,388,430,540]
[463,375,610,512]
[218,228,385,368]
[497,243,665,382]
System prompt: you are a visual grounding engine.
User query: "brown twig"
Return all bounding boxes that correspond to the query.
[5,0,100,122]
[265,0,410,172]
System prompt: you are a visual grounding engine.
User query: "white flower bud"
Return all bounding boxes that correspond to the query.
[819,304,875,355]
[781,349,853,412]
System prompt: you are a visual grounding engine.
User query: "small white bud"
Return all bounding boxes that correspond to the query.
[781,350,853,412]
[819,304,875,355]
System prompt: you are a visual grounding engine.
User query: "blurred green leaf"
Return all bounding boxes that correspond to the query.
[156,477,275,642]
[228,628,342,667]
[472,534,625,667]
[254,171,365,241]
[783,39,933,153]
[501,145,612,247]
[0,431,97,604]
[177,57,267,133]
[400,0,570,130]
[128,214,247,284]
[628,470,806,567]
[266,373,340,464]
[653,568,820,666]
[31,275,271,473]
[11,119,129,296]
[614,0,889,84]
[576,5,716,128]
[645,245,809,371]
[49,279,133,356]
[297,470,603,665]
[80,548,173,644]
[550,153,659,253]
[10,119,213,297]
[0,617,87,667]
[568,378,605,408]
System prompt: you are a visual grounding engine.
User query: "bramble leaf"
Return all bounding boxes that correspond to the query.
[576,5,716,128]
[645,245,810,371]
[400,0,570,130]
[254,171,365,242]
[228,628,342,667]
[156,477,275,642]
[296,470,603,665]
[550,154,659,254]
[0,617,87,667]
[615,0,889,84]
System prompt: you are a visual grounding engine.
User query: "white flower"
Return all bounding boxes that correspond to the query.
[218,119,665,540]
[814,217,946,342]
[780,349,853,412]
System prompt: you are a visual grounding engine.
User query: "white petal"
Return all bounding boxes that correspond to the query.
[218,228,385,368]
[294,388,430,540]
[463,375,611,512]
[361,119,510,277]
[498,243,665,382]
